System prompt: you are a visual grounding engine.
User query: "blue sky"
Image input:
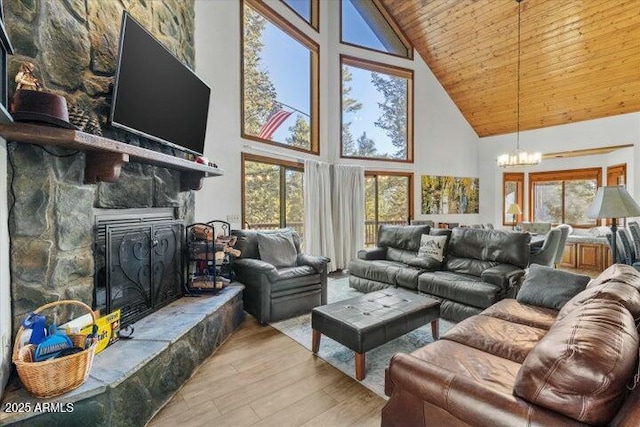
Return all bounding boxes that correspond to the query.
[257,0,399,155]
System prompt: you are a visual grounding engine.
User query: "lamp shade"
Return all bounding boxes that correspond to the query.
[586,186,640,219]
[507,203,522,215]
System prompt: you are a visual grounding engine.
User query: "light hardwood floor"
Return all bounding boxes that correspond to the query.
[147,316,386,427]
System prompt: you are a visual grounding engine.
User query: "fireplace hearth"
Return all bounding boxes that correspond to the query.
[94,209,183,326]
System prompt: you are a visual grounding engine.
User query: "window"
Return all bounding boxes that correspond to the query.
[503,173,524,226]
[242,154,304,239]
[365,172,413,245]
[242,0,319,153]
[281,0,318,31]
[607,164,626,187]
[529,168,602,227]
[606,164,627,225]
[341,0,412,59]
[341,56,413,162]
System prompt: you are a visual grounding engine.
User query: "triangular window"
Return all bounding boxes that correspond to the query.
[341,0,412,59]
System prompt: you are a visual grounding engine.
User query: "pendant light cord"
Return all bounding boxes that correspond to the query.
[516,0,522,151]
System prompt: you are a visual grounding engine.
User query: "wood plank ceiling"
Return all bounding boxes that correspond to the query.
[379,0,640,137]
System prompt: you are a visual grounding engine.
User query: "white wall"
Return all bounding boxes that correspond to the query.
[0,138,10,395]
[193,0,479,227]
[479,112,640,227]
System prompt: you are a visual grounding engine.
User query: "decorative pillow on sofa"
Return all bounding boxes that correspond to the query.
[418,234,448,262]
[257,232,297,268]
[516,264,590,310]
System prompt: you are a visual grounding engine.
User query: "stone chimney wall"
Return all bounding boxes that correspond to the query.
[5,0,197,332]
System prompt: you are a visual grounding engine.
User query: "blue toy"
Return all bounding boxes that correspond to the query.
[21,313,47,346]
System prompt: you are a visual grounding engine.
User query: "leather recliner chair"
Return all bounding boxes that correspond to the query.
[231,229,329,324]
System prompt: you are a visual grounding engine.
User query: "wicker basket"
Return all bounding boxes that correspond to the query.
[12,300,98,398]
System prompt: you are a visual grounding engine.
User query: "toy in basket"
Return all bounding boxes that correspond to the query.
[12,300,98,398]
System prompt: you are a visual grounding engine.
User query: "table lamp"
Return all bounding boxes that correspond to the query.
[507,203,522,230]
[586,185,640,265]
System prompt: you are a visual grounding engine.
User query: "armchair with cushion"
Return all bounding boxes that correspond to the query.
[529,227,562,267]
[231,228,329,324]
[553,224,572,267]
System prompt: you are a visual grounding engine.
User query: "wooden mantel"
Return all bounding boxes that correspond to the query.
[0,122,223,191]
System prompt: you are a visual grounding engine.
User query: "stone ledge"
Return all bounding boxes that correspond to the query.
[0,284,245,427]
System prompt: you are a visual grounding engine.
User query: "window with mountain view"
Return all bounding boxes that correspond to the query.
[242,155,304,240]
[242,0,319,153]
[530,168,601,227]
[341,56,413,162]
[341,0,411,58]
[365,172,412,245]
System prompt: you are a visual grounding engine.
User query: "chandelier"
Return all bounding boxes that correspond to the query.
[497,0,541,168]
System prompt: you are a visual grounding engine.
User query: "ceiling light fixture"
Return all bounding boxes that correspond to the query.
[497,0,541,168]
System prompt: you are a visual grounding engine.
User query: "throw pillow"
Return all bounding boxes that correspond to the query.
[418,234,448,262]
[516,264,590,310]
[257,232,297,268]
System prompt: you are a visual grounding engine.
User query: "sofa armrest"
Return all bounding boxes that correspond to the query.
[232,258,278,282]
[296,253,329,273]
[386,353,584,427]
[357,247,386,260]
[481,264,525,292]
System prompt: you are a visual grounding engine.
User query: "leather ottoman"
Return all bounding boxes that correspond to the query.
[311,288,440,380]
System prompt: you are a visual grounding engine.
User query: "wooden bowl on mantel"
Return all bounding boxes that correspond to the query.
[11,89,77,129]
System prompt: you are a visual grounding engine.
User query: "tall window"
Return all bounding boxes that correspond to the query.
[365,172,413,245]
[341,55,413,162]
[242,154,304,239]
[341,0,412,59]
[530,168,602,227]
[503,173,524,226]
[281,0,318,31]
[242,0,319,153]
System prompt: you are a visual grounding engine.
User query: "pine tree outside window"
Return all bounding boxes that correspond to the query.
[341,55,413,162]
[365,172,413,245]
[241,0,319,154]
[242,154,305,241]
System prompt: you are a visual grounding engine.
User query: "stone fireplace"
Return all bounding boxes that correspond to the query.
[94,208,184,326]
[4,0,197,333]
[8,143,194,333]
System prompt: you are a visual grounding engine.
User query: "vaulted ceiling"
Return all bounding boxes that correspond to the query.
[379,0,640,137]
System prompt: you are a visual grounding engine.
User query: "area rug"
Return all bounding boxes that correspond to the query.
[270,277,455,398]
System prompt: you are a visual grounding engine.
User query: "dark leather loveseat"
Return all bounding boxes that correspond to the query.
[382,264,640,427]
[349,226,531,321]
[231,228,329,324]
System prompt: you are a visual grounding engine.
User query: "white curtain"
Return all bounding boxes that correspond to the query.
[332,164,365,270]
[304,160,336,270]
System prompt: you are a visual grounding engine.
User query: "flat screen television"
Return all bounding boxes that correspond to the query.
[110,13,210,155]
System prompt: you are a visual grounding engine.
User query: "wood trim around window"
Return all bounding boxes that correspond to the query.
[340,55,414,163]
[279,0,319,31]
[502,172,524,226]
[606,163,627,226]
[339,0,413,60]
[365,170,414,222]
[528,167,602,227]
[606,163,627,186]
[240,0,320,155]
[241,152,304,229]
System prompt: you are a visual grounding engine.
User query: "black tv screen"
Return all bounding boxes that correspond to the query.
[111,13,210,155]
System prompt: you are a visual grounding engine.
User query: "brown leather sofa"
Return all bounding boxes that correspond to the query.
[382,264,640,427]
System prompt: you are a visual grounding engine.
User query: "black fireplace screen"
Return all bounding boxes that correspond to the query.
[95,211,183,326]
